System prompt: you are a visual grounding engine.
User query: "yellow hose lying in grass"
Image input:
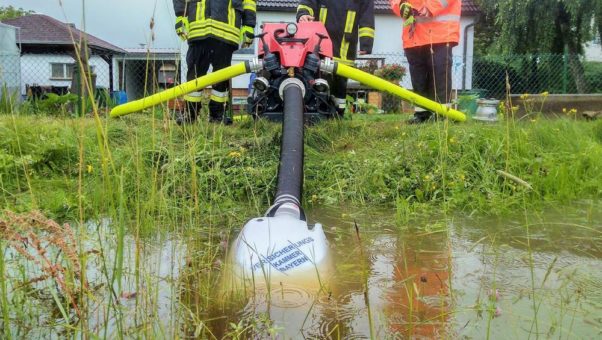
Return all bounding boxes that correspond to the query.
[110,62,249,117]
[333,62,467,122]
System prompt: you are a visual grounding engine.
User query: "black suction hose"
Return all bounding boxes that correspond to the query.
[274,83,305,206]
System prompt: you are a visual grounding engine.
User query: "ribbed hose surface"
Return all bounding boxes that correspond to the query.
[275,83,305,204]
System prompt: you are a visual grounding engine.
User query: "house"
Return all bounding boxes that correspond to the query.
[177,1,480,99]
[119,48,181,102]
[1,14,125,97]
[0,22,21,99]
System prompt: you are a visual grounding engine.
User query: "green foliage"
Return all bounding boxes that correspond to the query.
[1,114,601,221]
[0,5,33,20]
[0,85,19,114]
[584,61,602,93]
[30,93,79,116]
[374,64,406,82]
[474,0,601,55]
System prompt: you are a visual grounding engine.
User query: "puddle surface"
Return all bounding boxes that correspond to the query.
[3,202,601,338]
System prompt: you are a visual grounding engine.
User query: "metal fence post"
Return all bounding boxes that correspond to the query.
[563,46,569,93]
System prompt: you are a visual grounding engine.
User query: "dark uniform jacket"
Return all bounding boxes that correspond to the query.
[173,0,257,46]
[296,0,375,64]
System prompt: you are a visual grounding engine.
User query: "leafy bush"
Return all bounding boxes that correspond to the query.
[375,63,406,82]
[584,61,602,93]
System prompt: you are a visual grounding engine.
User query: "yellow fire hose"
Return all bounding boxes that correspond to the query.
[333,62,467,122]
[110,62,250,117]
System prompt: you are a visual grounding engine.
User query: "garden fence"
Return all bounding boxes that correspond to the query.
[1,50,601,114]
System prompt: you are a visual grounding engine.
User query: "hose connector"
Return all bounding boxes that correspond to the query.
[247,58,264,73]
[278,78,306,100]
[319,58,336,75]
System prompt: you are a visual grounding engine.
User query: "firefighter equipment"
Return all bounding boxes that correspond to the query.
[173,0,256,46]
[390,0,461,48]
[297,0,374,65]
[175,16,189,41]
[240,25,254,47]
[110,61,257,117]
[320,60,466,122]
[110,21,467,284]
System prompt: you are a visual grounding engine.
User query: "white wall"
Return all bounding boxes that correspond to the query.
[584,42,602,62]
[19,54,111,95]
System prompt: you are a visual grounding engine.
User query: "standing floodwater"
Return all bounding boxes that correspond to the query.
[200,202,602,338]
[2,203,600,338]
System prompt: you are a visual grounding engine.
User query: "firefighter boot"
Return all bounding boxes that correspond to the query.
[208,100,233,125]
[407,109,433,124]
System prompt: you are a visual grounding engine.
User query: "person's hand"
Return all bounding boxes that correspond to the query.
[175,16,189,41]
[399,2,413,20]
[299,15,314,22]
[358,50,369,55]
[240,25,254,48]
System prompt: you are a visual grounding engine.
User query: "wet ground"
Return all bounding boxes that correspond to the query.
[5,202,601,338]
[204,202,602,338]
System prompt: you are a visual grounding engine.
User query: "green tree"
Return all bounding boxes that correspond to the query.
[0,6,33,21]
[474,0,602,93]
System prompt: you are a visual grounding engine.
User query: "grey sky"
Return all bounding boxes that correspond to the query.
[2,0,181,48]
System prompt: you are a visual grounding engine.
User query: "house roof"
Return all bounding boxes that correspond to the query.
[1,14,125,54]
[257,0,481,15]
[123,48,181,60]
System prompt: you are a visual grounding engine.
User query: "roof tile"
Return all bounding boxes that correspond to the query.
[1,14,125,53]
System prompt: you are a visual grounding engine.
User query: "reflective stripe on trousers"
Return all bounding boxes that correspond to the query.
[184,91,203,102]
[210,89,228,103]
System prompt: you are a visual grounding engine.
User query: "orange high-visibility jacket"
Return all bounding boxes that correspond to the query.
[390,0,461,49]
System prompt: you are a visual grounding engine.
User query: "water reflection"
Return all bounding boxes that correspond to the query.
[74,203,602,338]
[198,204,602,338]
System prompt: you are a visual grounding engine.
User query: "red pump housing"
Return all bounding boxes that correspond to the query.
[258,22,334,68]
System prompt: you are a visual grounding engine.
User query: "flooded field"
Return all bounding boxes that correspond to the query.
[2,202,601,338]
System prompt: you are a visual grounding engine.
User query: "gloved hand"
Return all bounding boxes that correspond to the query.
[175,16,189,41]
[240,26,254,47]
[399,3,415,24]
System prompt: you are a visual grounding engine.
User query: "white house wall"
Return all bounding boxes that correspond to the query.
[19,54,111,95]
[584,42,602,62]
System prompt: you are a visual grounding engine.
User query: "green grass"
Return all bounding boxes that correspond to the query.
[1,110,602,338]
[1,113,601,223]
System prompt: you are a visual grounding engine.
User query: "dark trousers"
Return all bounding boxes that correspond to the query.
[325,74,348,115]
[186,38,236,119]
[404,43,454,118]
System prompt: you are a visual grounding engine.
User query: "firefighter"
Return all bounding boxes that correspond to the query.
[297,0,375,116]
[173,0,256,125]
[390,0,461,123]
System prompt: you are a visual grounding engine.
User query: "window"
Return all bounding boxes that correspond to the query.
[50,63,95,80]
[51,63,72,80]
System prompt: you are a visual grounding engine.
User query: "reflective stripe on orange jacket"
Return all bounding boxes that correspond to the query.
[390,0,461,48]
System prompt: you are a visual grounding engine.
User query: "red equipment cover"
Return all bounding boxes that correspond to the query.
[259,22,334,68]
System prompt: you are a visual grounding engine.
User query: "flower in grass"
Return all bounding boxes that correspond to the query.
[424,175,431,181]
[540,91,549,97]
[520,93,529,100]
[228,151,242,158]
[562,108,567,113]
[86,165,93,174]
[494,306,502,318]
